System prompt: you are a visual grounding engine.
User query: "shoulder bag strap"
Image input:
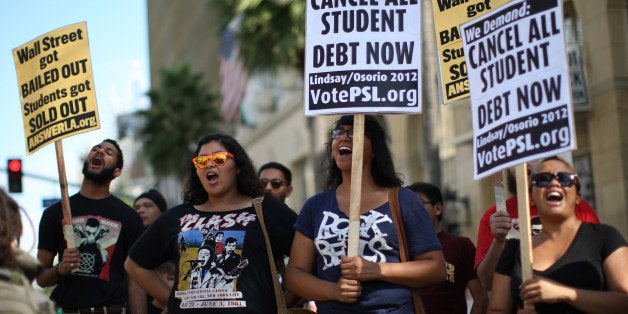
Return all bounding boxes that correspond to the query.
[253,197,289,313]
[388,187,426,314]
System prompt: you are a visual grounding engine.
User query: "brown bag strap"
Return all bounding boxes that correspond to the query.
[388,187,426,314]
[253,197,289,313]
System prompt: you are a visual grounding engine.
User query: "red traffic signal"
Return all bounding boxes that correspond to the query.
[8,159,22,172]
[7,158,23,193]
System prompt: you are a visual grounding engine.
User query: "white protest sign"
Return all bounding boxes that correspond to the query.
[304,0,422,115]
[461,0,575,180]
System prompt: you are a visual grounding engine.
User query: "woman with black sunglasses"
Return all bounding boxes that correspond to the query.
[125,133,298,313]
[488,156,628,314]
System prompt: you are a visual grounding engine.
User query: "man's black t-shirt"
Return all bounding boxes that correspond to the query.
[38,193,143,308]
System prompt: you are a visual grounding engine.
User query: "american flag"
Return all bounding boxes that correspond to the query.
[219,28,248,123]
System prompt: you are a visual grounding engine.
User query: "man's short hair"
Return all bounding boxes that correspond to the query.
[258,162,292,186]
[407,182,444,221]
[103,139,124,169]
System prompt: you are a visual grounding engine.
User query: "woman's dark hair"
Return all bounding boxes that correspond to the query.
[182,133,263,205]
[0,188,22,268]
[325,115,403,189]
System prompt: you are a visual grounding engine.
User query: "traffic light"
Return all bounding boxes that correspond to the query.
[7,159,23,193]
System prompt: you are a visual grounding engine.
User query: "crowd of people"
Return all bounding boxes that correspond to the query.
[3,115,627,313]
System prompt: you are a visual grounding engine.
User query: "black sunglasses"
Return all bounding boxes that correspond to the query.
[260,178,285,189]
[530,172,578,188]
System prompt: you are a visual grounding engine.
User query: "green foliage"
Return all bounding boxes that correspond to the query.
[136,64,221,178]
[212,0,305,72]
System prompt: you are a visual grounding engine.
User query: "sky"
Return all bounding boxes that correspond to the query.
[0,1,150,255]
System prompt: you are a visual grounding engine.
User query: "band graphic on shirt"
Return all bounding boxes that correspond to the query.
[71,215,121,281]
[508,216,543,240]
[174,213,250,309]
[315,210,393,270]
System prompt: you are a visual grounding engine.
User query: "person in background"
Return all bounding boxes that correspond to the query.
[0,188,55,314]
[259,161,313,311]
[36,139,145,313]
[259,161,293,203]
[134,188,171,313]
[125,133,297,313]
[488,156,628,313]
[475,162,599,290]
[408,182,488,314]
[134,189,168,227]
[286,115,445,313]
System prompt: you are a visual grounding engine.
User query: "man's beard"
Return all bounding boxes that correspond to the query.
[82,160,116,184]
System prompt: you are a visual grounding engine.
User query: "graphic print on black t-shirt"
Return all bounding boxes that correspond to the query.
[507,216,543,240]
[71,215,121,281]
[174,213,252,309]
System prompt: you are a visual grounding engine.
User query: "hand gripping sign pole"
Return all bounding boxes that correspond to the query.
[55,141,76,250]
[346,114,365,257]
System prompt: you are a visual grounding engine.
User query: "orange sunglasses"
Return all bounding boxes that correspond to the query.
[192,152,234,169]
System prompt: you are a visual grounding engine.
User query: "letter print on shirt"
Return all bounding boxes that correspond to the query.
[315,210,393,270]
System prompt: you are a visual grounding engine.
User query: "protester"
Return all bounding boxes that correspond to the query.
[488,156,628,313]
[134,188,168,227]
[259,161,293,203]
[36,139,145,313]
[0,188,55,314]
[258,161,313,310]
[134,188,171,313]
[125,133,298,313]
[408,182,488,314]
[475,162,599,290]
[286,115,445,312]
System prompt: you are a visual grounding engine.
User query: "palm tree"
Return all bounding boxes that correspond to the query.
[212,0,306,72]
[136,64,221,179]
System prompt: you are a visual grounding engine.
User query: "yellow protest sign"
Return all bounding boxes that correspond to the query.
[432,0,510,103]
[13,21,100,155]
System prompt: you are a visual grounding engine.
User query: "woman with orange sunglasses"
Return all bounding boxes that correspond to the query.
[125,133,297,313]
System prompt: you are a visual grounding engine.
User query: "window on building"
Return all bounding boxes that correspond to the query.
[564,0,589,109]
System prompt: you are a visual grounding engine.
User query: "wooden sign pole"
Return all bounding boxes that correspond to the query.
[55,140,75,249]
[515,163,533,309]
[347,114,365,257]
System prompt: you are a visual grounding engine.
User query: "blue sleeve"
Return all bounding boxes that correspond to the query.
[398,187,442,256]
[294,193,319,240]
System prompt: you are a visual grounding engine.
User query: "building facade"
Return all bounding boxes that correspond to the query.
[145,0,628,240]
